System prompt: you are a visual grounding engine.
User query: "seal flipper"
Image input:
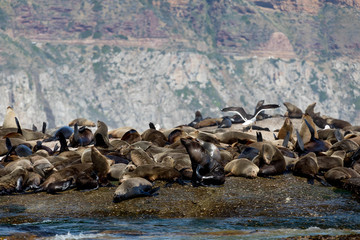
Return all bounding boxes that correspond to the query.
[3,138,15,162]
[140,186,160,196]
[282,131,290,148]
[47,179,73,194]
[307,178,315,185]
[42,122,47,134]
[15,117,22,135]
[296,130,305,152]
[58,132,69,153]
[15,176,24,192]
[149,122,156,129]
[273,133,278,140]
[315,175,331,187]
[32,124,38,132]
[334,129,343,142]
[304,119,315,141]
[5,137,12,152]
[256,132,263,142]
[351,148,360,167]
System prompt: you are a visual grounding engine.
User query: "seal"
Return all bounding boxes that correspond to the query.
[141,128,167,147]
[292,152,319,184]
[253,142,286,176]
[180,137,225,186]
[69,123,94,147]
[296,119,330,155]
[91,146,112,185]
[38,166,80,193]
[0,166,28,195]
[317,150,345,172]
[68,118,96,127]
[121,129,141,144]
[108,126,133,138]
[324,167,360,187]
[218,116,232,128]
[224,158,259,178]
[129,146,155,166]
[299,114,318,145]
[94,120,112,148]
[113,177,159,203]
[283,102,303,118]
[277,117,294,143]
[188,110,203,128]
[120,164,182,183]
[2,106,19,129]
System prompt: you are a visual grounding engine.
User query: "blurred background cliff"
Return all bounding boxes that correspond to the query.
[0,0,359,131]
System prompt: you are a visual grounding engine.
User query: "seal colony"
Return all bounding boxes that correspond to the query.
[0,102,360,204]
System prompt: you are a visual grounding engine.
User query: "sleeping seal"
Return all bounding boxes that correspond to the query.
[113,177,159,203]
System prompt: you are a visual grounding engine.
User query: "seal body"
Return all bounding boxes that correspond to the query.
[224,159,259,178]
[180,138,225,186]
[113,177,158,203]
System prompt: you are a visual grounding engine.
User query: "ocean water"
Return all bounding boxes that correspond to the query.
[1,216,360,239]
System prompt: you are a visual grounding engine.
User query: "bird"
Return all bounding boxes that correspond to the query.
[221,103,280,127]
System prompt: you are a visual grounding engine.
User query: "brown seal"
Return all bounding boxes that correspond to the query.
[292,152,319,180]
[253,143,286,176]
[324,167,360,187]
[141,128,167,147]
[0,166,28,195]
[68,118,96,127]
[283,102,303,118]
[94,120,112,148]
[120,164,181,182]
[91,146,112,185]
[299,114,319,145]
[277,117,294,142]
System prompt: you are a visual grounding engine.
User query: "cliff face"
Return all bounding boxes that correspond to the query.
[0,0,359,131]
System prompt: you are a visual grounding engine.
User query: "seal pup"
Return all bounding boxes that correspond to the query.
[224,158,259,178]
[221,103,280,127]
[283,102,303,118]
[113,177,159,203]
[180,137,225,186]
[253,142,286,176]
